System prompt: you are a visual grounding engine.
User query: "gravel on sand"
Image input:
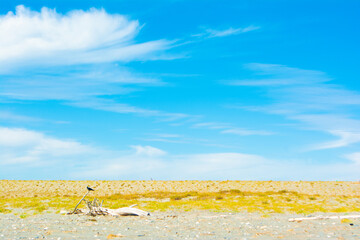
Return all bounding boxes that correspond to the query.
[1,211,359,239]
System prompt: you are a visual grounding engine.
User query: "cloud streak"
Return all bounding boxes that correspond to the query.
[221,128,274,136]
[227,63,360,150]
[293,114,360,150]
[344,152,360,165]
[193,122,273,136]
[228,63,331,86]
[193,26,260,39]
[0,111,41,123]
[69,97,191,121]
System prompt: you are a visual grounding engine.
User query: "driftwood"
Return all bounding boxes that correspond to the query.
[71,189,92,214]
[69,198,150,217]
[69,186,149,217]
[289,214,360,222]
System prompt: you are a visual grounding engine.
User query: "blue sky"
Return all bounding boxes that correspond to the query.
[0,0,359,180]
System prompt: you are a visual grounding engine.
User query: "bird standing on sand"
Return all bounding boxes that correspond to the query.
[87,186,95,191]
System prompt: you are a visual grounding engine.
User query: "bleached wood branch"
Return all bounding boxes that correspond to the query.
[71,190,90,214]
[108,207,150,216]
[289,214,360,222]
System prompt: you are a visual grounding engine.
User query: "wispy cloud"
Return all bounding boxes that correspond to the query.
[293,114,360,150]
[139,133,236,148]
[221,128,274,136]
[193,122,231,129]
[69,97,190,121]
[0,111,41,122]
[0,111,69,125]
[155,133,182,138]
[194,26,260,39]
[131,145,167,157]
[140,133,184,143]
[344,152,360,165]
[226,63,360,150]
[227,63,330,86]
[193,122,273,136]
[313,130,360,150]
[0,66,193,121]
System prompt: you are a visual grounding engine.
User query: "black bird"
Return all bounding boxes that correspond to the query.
[87,186,95,191]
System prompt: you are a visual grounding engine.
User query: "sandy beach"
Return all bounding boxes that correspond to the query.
[0,180,359,239]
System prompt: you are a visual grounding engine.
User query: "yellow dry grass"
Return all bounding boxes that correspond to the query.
[0,180,359,215]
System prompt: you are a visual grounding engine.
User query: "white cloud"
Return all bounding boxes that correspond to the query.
[344,152,360,165]
[70,98,159,115]
[312,130,360,150]
[228,63,330,86]
[193,122,273,136]
[0,111,41,122]
[221,128,274,136]
[228,63,360,150]
[69,97,190,121]
[193,122,230,129]
[0,64,158,101]
[0,127,42,147]
[0,67,194,123]
[0,127,93,165]
[0,5,169,70]
[140,133,184,143]
[202,26,260,38]
[292,114,360,150]
[131,145,167,157]
[155,133,182,138]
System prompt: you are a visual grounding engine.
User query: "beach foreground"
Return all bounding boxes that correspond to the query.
[1,211,359,239]
[0,181,359,239]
